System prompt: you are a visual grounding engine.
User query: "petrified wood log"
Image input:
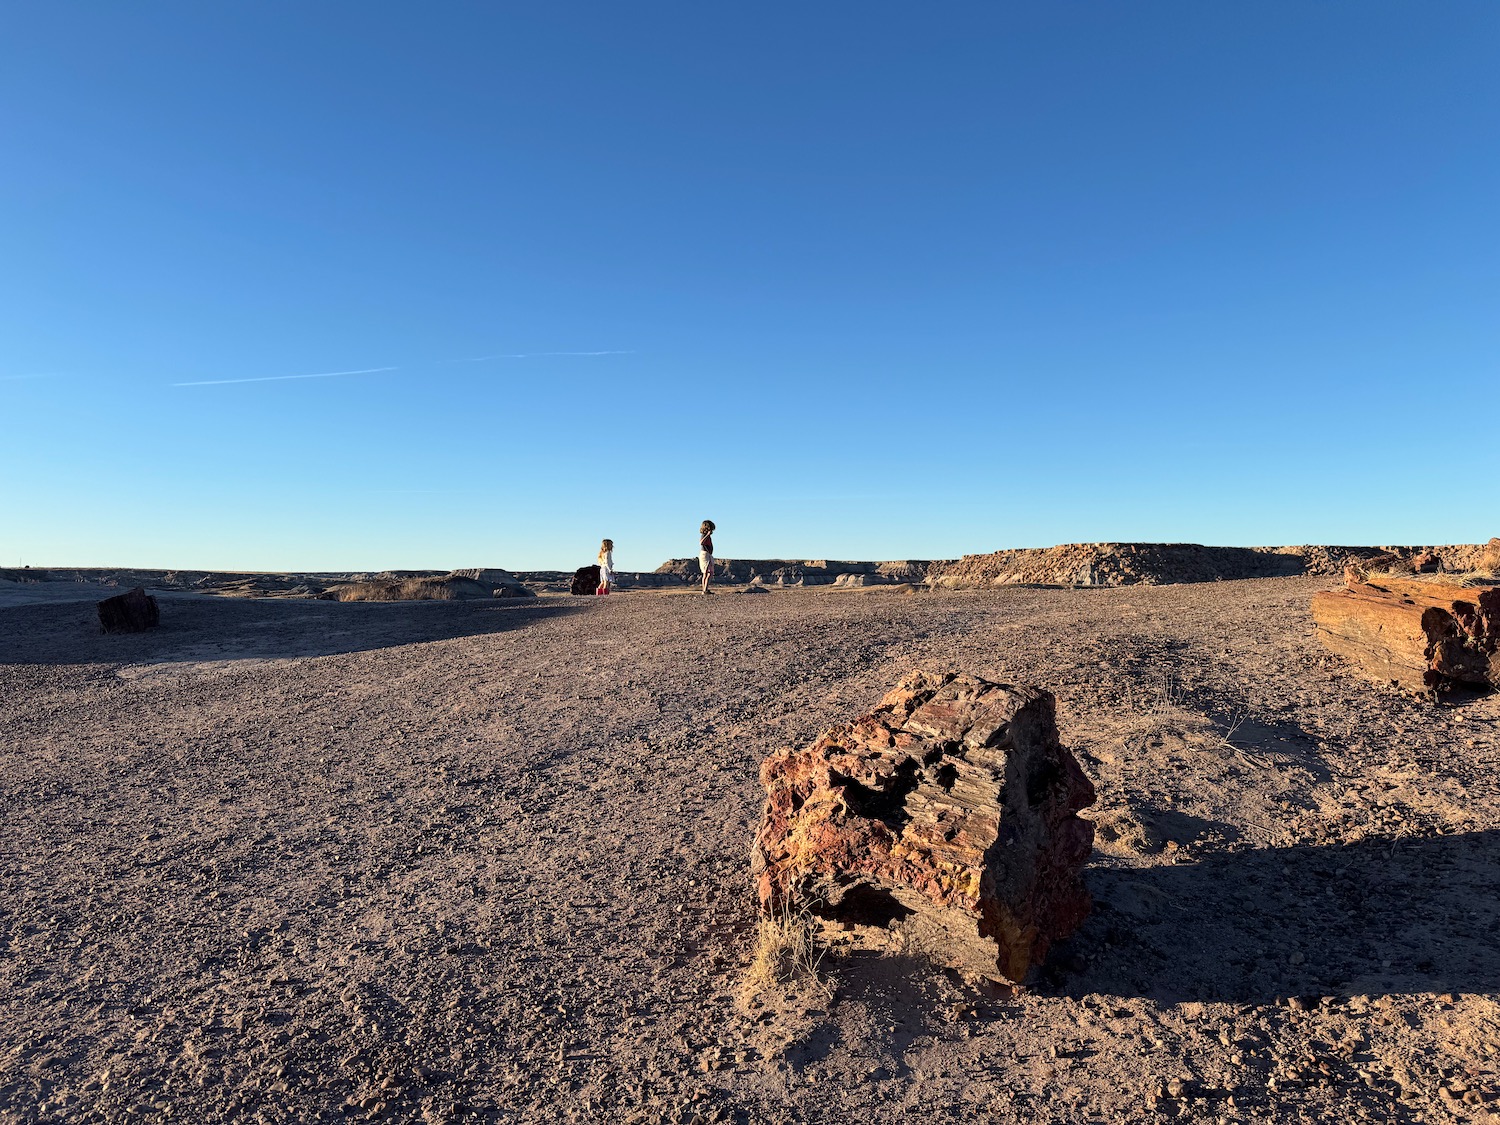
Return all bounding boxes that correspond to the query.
[751,670,1096,983]
[97,587,160,634]
[570,565,601,596]
[1312,577,1500,693]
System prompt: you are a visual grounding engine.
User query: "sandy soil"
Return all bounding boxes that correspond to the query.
[3,579,1499,1123]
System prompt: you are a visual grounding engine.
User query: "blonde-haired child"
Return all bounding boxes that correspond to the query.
[698,521,716,595]
[597,538,615,595]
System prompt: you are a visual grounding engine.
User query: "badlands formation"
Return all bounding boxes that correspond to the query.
[2,540,1499,1124]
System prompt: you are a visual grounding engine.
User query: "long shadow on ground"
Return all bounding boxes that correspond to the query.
[1043,829,1500,1003]
[0,594,588,667]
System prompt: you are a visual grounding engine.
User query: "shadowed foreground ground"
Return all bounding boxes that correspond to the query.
[2,579,1498,1123]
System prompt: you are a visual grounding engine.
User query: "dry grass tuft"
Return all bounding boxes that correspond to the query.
[321,577,490,602]
[742,899,832,1003]
[1479,541,1500,577]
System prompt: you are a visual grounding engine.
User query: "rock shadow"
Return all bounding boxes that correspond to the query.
[0,594,587,667]
[1042,829,1500,1003]
[794,951,949,1078]
[1218,714,1334,784]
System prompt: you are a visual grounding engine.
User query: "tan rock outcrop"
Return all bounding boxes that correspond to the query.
[1312,577,1500,693]
[751,670,1096,982]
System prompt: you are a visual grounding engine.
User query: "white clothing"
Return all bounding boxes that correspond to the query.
[598,550,615,584]
[698,550,713,576]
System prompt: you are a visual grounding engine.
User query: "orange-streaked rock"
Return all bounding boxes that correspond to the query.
[751,670,1095,983]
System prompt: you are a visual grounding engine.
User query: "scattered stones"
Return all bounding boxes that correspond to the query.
[97,587,160,633]
[751,669,1096,982]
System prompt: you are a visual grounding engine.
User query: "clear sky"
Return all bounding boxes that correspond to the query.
[3,3,1496,572]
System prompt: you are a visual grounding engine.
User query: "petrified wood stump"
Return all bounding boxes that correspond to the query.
[97,587,160,634]
[751,670,1096,983]
[1312,577,1499,693]
[570,565,601,596]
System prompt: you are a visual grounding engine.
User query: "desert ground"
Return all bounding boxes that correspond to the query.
[3,577,1499,1123]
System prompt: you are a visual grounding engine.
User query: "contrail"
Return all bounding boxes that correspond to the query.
[173,366,398,387]
[465,350,635,361]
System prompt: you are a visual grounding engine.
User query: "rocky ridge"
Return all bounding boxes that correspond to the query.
[928,542,1498,589]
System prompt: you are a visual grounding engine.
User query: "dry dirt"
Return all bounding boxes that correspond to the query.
[3,578,1499,1124]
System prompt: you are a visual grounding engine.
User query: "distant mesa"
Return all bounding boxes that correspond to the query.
[651,543,1497,589]
[14,541,1498,602]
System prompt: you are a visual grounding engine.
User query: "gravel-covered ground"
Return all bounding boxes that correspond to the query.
[3,579,1498,1123]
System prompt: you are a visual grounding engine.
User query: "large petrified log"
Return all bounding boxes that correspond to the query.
[751,670,1096,983]
[97,587,160,633]
[1312,577,1500,693]
[570,565,601,596]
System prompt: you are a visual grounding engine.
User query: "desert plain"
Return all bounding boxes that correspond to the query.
[3,564,1499,1124]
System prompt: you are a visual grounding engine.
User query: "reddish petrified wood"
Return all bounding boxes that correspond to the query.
[97,587,160,634]
[751,670,1096,983]
[1312,577,1500,693]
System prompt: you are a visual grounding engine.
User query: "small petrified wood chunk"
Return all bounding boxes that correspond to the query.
[751,670,1096,983]
[97,587,160,634]
[1312,577,1499,693]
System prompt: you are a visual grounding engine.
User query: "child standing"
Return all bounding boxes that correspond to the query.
[597,538,615,595]
[698,520,716,595]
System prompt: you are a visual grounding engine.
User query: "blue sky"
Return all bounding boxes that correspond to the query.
[2,3,1496,571]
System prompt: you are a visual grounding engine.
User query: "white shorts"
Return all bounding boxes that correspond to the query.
[699,551,713,575]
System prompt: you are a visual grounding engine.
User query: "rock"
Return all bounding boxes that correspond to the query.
[447,568,534,597]
[571,566,601,596]
[1481,537,1500,576]
[98,587,160,633]
[751,670,1096,982]
[1312,576,1500,692]
[1412,552,1441,574]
